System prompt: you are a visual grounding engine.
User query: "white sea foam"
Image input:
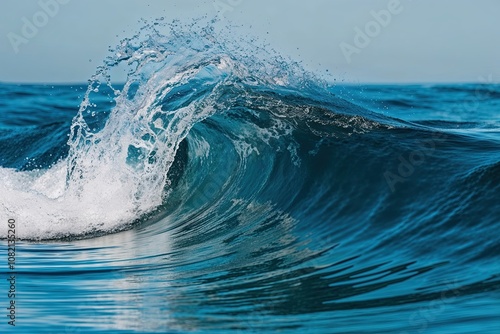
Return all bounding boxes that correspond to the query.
[0,27,233,240]
[0,21,322,240]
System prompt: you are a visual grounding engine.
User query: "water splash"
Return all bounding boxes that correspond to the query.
[0,20,325,240]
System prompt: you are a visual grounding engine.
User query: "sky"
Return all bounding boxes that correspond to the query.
[0,0,499,84]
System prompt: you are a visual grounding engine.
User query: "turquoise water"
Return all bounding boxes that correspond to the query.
[0,23,499,333]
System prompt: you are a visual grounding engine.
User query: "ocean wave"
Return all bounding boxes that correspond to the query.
[1,20,499,333]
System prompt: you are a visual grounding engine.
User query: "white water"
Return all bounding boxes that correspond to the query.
[0,20,318,240]
[0,29,233,240]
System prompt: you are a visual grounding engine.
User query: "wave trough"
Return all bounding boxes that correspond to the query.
[0,21,499,333]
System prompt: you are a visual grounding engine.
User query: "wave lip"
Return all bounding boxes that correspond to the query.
[0,21,345,240]
[0,20,499,334]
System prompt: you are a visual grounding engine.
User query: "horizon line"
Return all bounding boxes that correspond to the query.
[0,80,497,86]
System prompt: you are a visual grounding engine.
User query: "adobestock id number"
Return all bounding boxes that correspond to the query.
[7,219,16,270]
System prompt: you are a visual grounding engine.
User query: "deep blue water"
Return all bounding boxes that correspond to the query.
[0,24,499,333]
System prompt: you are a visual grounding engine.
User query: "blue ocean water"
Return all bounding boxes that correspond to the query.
[0,23,499,333]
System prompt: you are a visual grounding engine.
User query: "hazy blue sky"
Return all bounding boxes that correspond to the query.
[1,0,499,83]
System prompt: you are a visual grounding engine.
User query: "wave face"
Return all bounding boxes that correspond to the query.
[1,23,499,333]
